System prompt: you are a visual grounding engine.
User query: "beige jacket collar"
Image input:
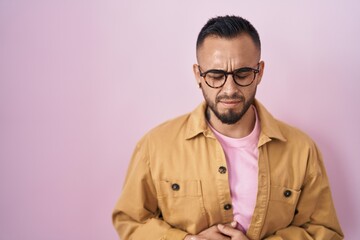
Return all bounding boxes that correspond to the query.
[185,99,287,144]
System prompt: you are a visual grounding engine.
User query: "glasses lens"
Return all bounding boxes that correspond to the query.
[234,69,255,86]
[205,71,226,88]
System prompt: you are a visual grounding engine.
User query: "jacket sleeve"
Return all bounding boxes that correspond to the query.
[112,137,188,240]
[264,143,344,240]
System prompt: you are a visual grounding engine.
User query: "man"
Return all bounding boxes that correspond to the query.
[112,16,343,240]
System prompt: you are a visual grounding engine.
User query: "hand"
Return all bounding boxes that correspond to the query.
[217,224,249,240]
[184,221,238,240]
[184,225,229,240]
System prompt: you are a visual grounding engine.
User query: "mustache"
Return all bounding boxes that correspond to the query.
[216,93,244,102]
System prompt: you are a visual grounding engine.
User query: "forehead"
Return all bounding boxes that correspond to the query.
[197,34,260,67]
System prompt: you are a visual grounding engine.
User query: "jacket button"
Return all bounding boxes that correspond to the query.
[284,190,292,197]
[218,166,227,174]
[171,183,180,191]
[224,204,232,210]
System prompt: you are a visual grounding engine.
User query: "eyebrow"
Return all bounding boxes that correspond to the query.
[204,66,256,72]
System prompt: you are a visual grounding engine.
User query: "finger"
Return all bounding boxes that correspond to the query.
[184,235,195,240]
[230,221,237,228]
[224,221,237,228]
[197,225,231,240]
[185,235,207,240]
[217,224,246,239]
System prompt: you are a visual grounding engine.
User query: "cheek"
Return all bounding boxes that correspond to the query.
[202,88,219,102]
[245,87,257,101]
[241,86,256,97]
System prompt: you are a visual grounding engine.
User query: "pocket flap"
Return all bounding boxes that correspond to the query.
[156,180,202,198]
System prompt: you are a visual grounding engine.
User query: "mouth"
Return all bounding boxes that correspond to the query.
[218,99,242,107]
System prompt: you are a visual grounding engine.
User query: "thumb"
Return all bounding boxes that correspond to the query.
[218,223,242,236]
[217,224,231,234]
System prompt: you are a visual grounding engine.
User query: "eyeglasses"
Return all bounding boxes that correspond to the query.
[198,63,260,88]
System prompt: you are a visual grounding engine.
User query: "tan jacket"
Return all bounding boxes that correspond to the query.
[112,100,343,240]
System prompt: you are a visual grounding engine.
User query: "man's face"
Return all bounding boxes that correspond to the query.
[193,34,264,125]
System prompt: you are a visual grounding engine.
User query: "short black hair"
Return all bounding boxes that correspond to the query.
[196,15,261,51]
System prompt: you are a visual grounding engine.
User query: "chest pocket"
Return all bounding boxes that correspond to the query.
[265,185,301,232]
[156,180,208,234]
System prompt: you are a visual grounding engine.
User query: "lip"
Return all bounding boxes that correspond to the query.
[219,100,241,107]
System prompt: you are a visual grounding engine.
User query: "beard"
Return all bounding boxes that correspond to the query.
[203,90,256,125]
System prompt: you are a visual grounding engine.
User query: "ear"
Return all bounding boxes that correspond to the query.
[256,61,265,85]
[193,64,202,88]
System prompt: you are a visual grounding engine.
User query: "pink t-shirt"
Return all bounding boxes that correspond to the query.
[209,106,260,233]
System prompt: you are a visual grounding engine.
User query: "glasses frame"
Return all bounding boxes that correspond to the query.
[198,63,260,88]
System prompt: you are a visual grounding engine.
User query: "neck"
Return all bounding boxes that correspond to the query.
[207,106,256,138]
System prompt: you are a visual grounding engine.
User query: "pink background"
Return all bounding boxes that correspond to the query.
[1,0,359,239]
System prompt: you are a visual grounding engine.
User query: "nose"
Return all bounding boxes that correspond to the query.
[222,74,239,94]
